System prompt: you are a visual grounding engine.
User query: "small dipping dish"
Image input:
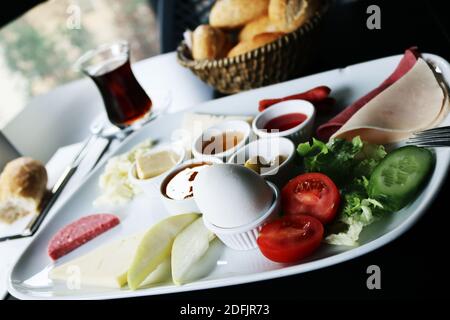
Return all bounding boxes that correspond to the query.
[129,143,186,197]
[252,99,315,145]
[192,120,251,162]
[159,157,223,216]
[228,137,296,188]
[193,164,281,250]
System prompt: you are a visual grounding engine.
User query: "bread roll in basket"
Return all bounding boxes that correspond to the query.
[177,0,330,94]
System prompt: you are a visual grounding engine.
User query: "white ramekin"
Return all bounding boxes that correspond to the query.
[192,120,251,162]
[159,157,223,216]
[202,182,281,250]
[252,100,315,145]
[228,137,296,188]
[128,143,186,197]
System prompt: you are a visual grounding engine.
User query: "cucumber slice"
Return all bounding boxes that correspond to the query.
[368,146,434,211]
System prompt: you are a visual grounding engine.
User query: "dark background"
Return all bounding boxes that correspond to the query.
[312,0,450,73]
[3,0,450,304]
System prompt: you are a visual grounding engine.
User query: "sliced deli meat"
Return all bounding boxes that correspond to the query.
[317,48,419,140]
[48,214,120,260]
[330,58,449,144]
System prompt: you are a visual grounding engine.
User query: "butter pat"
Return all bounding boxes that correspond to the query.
[136,150,179,180]
[49,233,143,288]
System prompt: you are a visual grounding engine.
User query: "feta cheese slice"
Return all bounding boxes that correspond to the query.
[49,233,143,289]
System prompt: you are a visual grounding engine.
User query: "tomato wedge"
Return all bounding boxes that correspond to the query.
[281,173,340,224]
[257,215,324,263]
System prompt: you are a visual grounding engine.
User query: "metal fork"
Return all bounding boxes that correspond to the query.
[406,126,450,147]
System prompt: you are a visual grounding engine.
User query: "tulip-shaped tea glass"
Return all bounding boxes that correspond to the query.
[76,41,153,131]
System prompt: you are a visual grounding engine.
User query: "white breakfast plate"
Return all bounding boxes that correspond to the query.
[8,53,450,300]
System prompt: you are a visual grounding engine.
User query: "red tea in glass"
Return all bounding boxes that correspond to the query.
[76,41,152,128]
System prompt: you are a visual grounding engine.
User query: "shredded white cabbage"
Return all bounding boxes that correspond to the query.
[324,198,383,246]
[325,222,365,247]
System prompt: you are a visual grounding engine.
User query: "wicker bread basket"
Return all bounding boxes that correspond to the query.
[177,1,330,94]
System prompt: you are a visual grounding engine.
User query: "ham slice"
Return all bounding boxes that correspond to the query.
[316,48,420,140]
[330,58,449,144]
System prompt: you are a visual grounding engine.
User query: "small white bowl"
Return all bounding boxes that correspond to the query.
[252,99,315,145]
[192,120,251,162]
[128,144,186,197]
[202,181,280,251]
[159,157,223,216]
[228,137,296,188]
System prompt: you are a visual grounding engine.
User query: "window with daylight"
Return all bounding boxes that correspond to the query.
[0,0,159,128]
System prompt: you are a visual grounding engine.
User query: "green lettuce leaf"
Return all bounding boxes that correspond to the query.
[353,144,387,177]
[297,136,385,185]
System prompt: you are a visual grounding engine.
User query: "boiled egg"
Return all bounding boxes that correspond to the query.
[193,164,273,228]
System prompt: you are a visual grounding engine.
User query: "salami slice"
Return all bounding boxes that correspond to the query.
[48,214,120,260]
[316,47,420,141]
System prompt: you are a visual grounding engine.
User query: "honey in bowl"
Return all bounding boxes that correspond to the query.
[201,131,244,155]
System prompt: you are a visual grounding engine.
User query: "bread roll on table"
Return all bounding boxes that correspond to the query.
[0,157,48,224]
